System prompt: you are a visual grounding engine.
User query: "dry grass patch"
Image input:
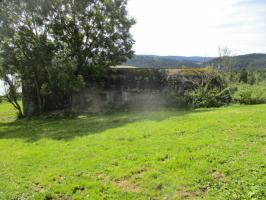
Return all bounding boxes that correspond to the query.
[173,187,203,199]
[115,179,142,193]
[211,170,225,181]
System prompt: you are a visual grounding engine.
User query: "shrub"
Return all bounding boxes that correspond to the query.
[184,69,232,108]
[185,87,232,108]
[233,84,266,105]
[0,96,5,103]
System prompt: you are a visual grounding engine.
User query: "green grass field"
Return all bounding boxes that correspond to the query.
[0,102,265,199]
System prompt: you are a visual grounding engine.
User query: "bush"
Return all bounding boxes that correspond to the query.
[0,96,5,103]
[233,84,266,104]
[186,87,232,108]
[182,69,233,108]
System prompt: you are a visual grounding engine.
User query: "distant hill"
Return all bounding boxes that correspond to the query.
[162,56,214,63]
[209,53,266,70]
[125,55,214,68]
[126,54,266,70]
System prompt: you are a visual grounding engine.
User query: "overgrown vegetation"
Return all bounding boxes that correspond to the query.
[186,87,232,108]
[233,84,266,105]
[179,68,266,108]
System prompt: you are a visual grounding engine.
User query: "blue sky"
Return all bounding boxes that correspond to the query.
[128,0,266,56]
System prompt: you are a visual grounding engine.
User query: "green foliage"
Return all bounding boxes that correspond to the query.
[183,69,232,108]
[223,70,266,85]
[239,68,248,83]
[252,70,266,83]
[0,95,7,103]
[186,87,232,108]
[233,84,266,104]
[0,103,265,199]
[0,0,135,114]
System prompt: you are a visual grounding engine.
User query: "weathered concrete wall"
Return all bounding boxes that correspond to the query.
[22,68,215,116]
[70,89,169,113]
[70,69,165,112]
[68,68,214,113]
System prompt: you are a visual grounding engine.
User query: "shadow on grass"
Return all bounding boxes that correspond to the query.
[0,108,210,142]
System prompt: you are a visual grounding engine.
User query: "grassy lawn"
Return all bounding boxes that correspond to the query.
[0,103,265,200]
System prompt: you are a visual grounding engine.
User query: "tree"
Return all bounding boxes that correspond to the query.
[0,0,135,115]
[218,47,235,82]
[239,68,248,83]
[218,47,233,71]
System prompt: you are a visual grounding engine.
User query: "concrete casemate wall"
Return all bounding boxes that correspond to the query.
[23,68,211,116]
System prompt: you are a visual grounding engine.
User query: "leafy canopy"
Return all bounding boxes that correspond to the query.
[0,0,135,114]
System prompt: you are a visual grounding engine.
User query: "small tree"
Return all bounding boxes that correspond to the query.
[3,76,23,118]
[218,47,235,82]
[239,68,248,83]
[0,62,23,118]
[218,47,233,71]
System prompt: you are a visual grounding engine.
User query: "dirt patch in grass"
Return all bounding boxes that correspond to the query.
[211,170,225,181]
[239,151,246,158]
[44,194,71,200]
[174,188,203,199]
[55,196,71,200]
[114,166,150,193]
[96,168,146,193]
[115,179,142,193]
[262,147,266,156]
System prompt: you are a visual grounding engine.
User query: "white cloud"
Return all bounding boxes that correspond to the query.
[128,0,266,56]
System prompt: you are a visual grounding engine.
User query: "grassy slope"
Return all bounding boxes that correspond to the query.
[0,103,265,200]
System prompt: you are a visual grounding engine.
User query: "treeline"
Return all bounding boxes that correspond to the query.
[209,53,266,70]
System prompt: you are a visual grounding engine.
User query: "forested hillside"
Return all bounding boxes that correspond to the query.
[125,54,266,70]
[209,53,266,70]
[125,55,213,68]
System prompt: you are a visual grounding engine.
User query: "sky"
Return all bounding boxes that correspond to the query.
[128,0,266,57]
[0,82,3,96]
